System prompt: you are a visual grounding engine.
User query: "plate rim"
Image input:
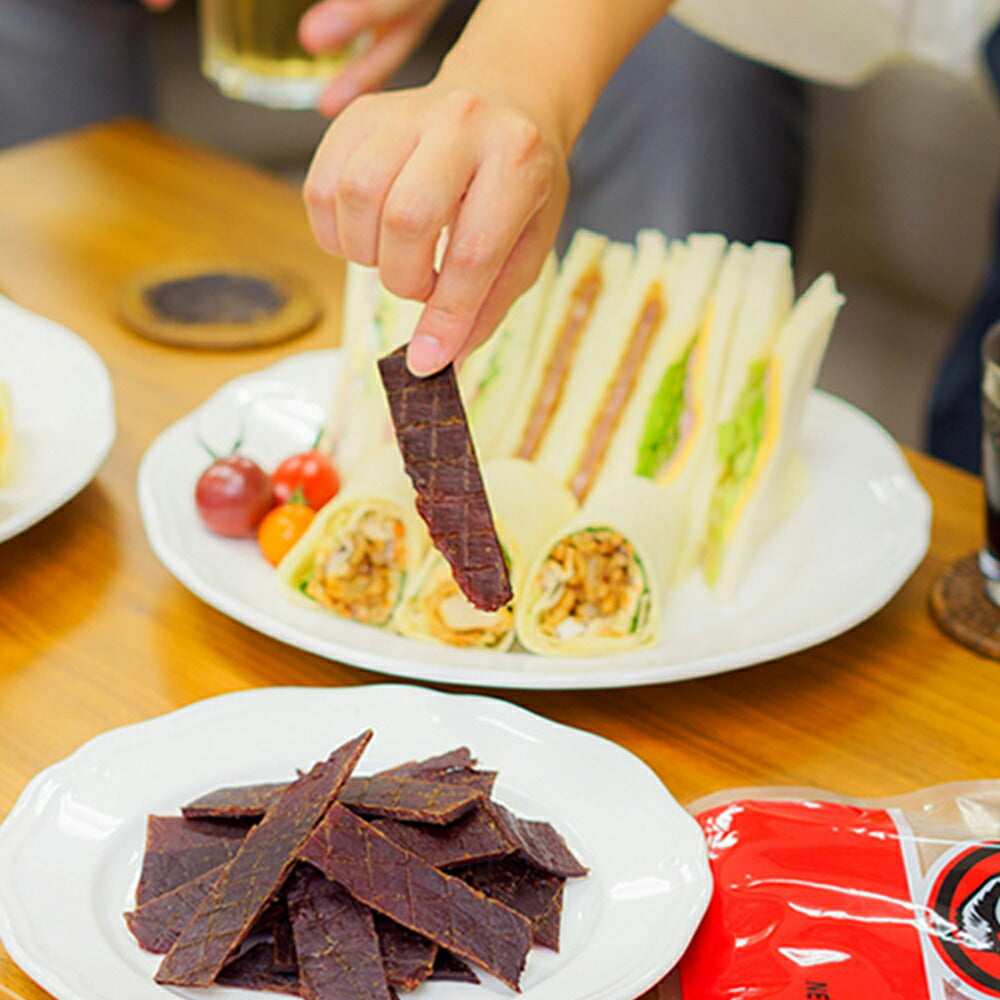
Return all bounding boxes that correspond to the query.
[0,684,712,1000]
[137,349,932,691]
[0,297,116,543]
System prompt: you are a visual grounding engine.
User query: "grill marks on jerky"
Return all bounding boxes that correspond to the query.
[287,865,392,1000]
[155,731,372,987]
[454,856,566,951]
[183,772,484,825]
[377,346,512,612]
[136,815,247,903]
[300,804,532,990]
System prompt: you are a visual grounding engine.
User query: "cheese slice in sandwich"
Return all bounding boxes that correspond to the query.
[392,458,578,650]
[491,228,633,461]
[701,269,844,597]
[533,228,675,498]
[276,443,430,627]
[515,475,683,656]
[458,252,557,462]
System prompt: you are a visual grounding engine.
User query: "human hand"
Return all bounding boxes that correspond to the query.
[299,0,451,118]
[304,80,569,375]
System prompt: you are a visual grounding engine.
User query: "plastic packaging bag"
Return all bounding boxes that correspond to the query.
[660,783,1000,999]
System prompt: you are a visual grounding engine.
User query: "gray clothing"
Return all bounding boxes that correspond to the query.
[0,0,153,149]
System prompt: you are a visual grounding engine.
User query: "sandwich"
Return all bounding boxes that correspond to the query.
[700,268,844,596]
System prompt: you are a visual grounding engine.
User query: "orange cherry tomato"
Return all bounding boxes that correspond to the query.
[257,503,315,566]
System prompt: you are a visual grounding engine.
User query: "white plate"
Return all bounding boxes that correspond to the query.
[0,685,711,1000]
[0,295,116,541]
[137,350,931,690]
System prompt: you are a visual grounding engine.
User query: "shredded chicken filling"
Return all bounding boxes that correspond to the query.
[305,509,406,625]
[536,529,645,638]
[424,577,514,648]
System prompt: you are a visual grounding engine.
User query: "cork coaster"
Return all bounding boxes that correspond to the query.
[929,552,1000,660]
[119,260,322,349]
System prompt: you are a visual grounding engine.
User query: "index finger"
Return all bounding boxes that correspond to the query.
[405,138,555,376]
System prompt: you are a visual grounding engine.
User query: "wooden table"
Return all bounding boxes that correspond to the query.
[0,119,990,1000]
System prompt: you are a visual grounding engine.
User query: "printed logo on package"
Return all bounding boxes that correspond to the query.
[924,840,1000,997]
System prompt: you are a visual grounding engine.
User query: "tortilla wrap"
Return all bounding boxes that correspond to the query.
[515,475,683,656]
[392,458,578,650]
[276,443,430,626]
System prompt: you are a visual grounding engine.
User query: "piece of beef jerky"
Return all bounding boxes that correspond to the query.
[300,805,531,991]
[182,782,286,821]
[374,915,436,991]
[371,803,512,870]
[182,773,482,825]
[375,748,475,777]
[155,732,372,987]
[489,802,588,878]
[272,894,298,974]
[377,346,512,612]
[135,815,247,904]
[217,941,301,996]
[428,949,480,984]
[454,855,566,951]
[126,864,225,954]
[286,864,392,1000]
[342,774,483,825]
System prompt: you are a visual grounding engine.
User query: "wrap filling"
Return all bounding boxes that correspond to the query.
[532,528,650,641]
[304,507,408,625]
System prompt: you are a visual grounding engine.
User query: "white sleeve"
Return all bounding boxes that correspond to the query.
[670,0,1000,85]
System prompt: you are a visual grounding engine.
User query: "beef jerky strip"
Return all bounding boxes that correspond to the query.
[217,941,301,997]
[126,864,226,954]
[370,803,512,870]
[489,802,588,878]
[428,949,480,984]
[272,894,299,974]
[375,749,498,795]
[155,731,372,987]
[135,815,247,904]
[454,855,566,951]
[377,345,512,612]
[342,774,483,824]
[185,773,483,826]
[286,864,393,1000]
[374,914,436,991]
[182,782,287,821]
[376,748,475,777]
[300,805,532,991]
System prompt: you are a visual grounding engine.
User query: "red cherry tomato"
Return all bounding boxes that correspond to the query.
[195,455,274,537]
[272,449,340,510]
[257,502,315,566]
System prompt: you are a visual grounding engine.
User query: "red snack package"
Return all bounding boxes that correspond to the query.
[667,784,1000,1000]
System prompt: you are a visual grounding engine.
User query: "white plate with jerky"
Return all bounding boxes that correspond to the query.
[0,685,711,1000]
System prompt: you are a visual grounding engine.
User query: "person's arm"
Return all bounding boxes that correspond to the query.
[303,0,676,375]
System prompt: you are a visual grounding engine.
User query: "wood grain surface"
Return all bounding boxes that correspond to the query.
[0,120,989,1000]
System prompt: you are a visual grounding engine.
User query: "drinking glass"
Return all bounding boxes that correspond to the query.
[198,0,365,109]
[980,321,1000,605]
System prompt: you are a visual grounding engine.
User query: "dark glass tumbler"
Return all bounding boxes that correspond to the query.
[980,322,1000,605]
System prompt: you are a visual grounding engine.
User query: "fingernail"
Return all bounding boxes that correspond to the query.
[407,334,447,376]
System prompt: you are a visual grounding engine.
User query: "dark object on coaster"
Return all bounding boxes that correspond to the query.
[120,260,322,349]
[929,552,1000,660]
